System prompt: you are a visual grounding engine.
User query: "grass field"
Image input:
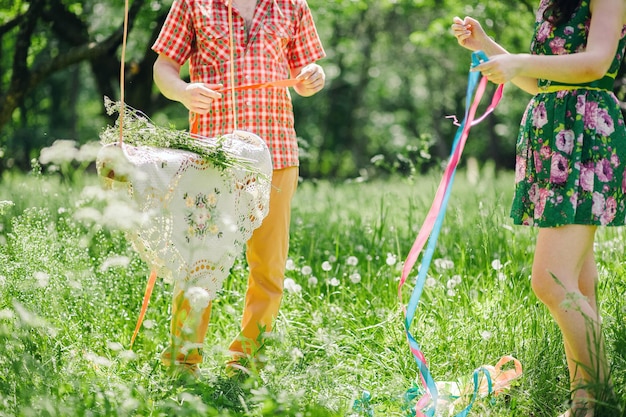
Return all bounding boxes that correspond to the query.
[0,162,624,417]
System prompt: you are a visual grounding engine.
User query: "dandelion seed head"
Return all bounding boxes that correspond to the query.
[0,275,6,286]
[307,276,318,286]
[285,258,296,271]
[425,277,437,287]
[434,258,454,270]
[284,278,302,294]
[321,261,332,272]
[497,272,507,281]
[491,259,503,270]
[291,347,304,359]
[365,254,373,262]
[142,319,156,329]
[107,341,124,351]
[447,289,457,297]
[386,253,397,266]
[84,351,113,368]
[328,255,337,263]
[34,271,49,288]
[39,140,78,165]
[446,279,456,289]
[99,255,131,272]
[452,274,462,285]
[349,272,361,284]
[480,330,492,340]
[184,287,211,312]
[346,256,359,266]
[328,277,340,287]
[301,265,312,276]
[76,141,102,163]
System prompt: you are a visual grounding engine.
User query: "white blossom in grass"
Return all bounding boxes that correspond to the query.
[283,278,302,294]
[301,265,312,276]
[84,351,113,368]
[285,258,296,271]
[498,272,507,281]
[99,255,131,272]
[0,275,6,286]
[39,140,78,165]
[291,347,304,359]
[447,289,457,297]
[180,342,204,355]
[0,200,14,215]
[142,319,156,329]
[0,309,14,320]
[365,254,373,262]
[328,277,340,287]
[307,276,318,286]
[185,287,211,312]
[446,278,457,289]
[480,330,493,341]
[119,350,138,361]
[321,261,332,272]
[328,255,337,263]
[34,271,49,288]
[346,256,358,266]
[107,341,124,351]
[386,253,397,266]
[434,258,454,270]
[425,277,437,288]
[349,272,361,284]
[452,274,462,285]
[355,244,365,253]
[76,141,102,163]
[491,259,503,271]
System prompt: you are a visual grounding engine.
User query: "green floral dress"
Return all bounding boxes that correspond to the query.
[510,0,626,227]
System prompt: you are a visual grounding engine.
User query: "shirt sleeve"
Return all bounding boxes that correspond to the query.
[287,0,326,69]
[152,0,196,65]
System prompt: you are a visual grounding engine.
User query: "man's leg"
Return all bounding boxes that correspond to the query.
[228,167,299,364]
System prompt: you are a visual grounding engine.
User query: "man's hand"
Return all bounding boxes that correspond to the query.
[293,64,325,97]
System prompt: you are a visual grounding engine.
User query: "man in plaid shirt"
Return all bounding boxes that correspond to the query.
[152,0,326,375]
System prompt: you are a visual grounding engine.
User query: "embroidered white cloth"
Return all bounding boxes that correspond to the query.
[97,130,272,299]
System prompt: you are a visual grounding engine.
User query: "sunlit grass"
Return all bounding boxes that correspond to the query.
[0,163,624,416]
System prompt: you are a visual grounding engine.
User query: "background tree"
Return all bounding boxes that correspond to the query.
[0,0,624,179]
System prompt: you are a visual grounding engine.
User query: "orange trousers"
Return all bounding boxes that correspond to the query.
[163,167,299,367]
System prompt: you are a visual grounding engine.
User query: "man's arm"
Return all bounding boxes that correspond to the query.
[153,54,223,114]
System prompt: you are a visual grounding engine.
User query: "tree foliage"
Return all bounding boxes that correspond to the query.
[0,0,625,178]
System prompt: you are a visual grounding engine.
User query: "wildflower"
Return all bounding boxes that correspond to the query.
[328,277,340,287]
[0,275,6,286]
[386,253,397,266]
[446,279,457,289]
[99,255,131,272]
[452,274,462,285]
[480,330,492,340]
[328,255,337,263]
[491,259,503,270]
[107,341,125,351]
[301,265,312,276]
[284,278,302,294]
[285,258,296,271]
[434,258,454,270]
[142,319,156,329]
[291,347,304,359]
[34,271,49,288]
[498,272,507,281]
[321,261,333,272]
[447,289,457,297]
[346,256,359,266]
[349,272,361,284]
[425,277,437,288]
[185,287,211,312]
[308,276,318,286]
[39,139,78,165]
[84,351,113,368]
[76,141,102,163]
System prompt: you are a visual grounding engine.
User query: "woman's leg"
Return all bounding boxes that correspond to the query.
[531,225,608,414]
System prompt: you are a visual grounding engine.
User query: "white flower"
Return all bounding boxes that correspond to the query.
[291,347,304,359]
[446,279,456,289]
[76,141,102,163]
[385,253,397,266]
[0,275,6,286]
[346,256,359,266]
[349,273,361,284]
[328,277,340,287]
[283,278,302,294]
[301,265,312,276]
[321,261,332,272]
[285,259,296,271]
[328,255,337,263]
[425,277,437,288]
[307,276,318,286]
[39,140,78,165]
[185,287,211,312]
[434,258,454,270]
[480,331,492,340]
[491,259,503,270]
[142,319,156,329]
[447,289,457,297]
[99,255,131,272]
[34,271,49,288]
[452,274,462,285]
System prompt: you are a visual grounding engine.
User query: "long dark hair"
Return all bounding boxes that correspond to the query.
[543,0,583,25]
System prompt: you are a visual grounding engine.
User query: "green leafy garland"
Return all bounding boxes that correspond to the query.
[99,97,259,173]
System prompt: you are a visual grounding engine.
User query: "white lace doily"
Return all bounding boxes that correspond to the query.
[97,130,272,300]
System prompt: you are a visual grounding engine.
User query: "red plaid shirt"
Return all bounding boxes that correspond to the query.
[152,0,326,169]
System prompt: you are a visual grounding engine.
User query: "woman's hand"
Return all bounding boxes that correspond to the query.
[451,16,491,52]
[472,54,529,85]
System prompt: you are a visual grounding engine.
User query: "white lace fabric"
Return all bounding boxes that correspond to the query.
[97,130,272,300]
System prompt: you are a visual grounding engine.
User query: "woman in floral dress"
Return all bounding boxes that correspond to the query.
[452,0,625,415]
